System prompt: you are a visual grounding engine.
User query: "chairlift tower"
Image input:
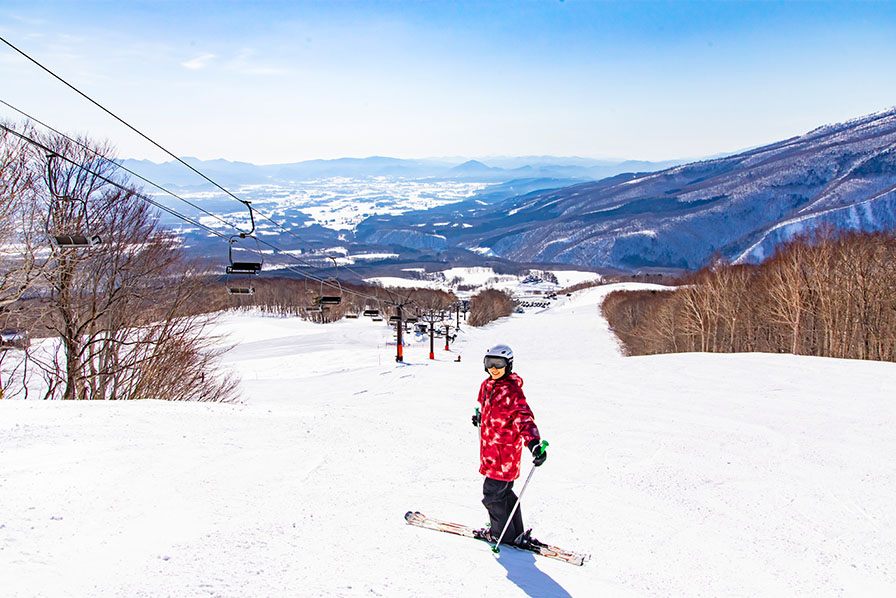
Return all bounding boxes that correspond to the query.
[388,300,417,362]
[394,304,404,362]
[454,302,463,330]
[443,323,453,351]
[419,308,445,360]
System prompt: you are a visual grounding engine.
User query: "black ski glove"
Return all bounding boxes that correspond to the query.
[527,438,547,466]
[472,408,481,427]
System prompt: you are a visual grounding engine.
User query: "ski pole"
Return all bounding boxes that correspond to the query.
[492,440,548,554]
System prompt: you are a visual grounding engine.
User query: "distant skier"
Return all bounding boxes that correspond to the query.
[471,344,547,548]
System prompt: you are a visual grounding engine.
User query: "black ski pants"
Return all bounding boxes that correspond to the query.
[482,477,524,541]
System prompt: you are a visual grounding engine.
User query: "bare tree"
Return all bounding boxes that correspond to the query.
[0,122,45,310]
[603,229,896,363]
[0,123,46,399]
[23,132,238,401]
[760,242,809,354]
[407,288,456,315]
[404,288,456,356]
[468,289,516,327]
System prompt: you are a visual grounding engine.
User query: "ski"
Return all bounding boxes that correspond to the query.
[404,511,590,566]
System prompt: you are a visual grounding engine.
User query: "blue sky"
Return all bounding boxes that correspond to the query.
[1,1,895,164]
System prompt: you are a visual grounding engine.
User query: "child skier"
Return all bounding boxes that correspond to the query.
[471,344,547,548]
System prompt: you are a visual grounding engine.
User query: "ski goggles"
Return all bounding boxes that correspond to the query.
[483,356,509,370]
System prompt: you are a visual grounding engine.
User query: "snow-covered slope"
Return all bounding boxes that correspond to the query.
[2,285,895,597]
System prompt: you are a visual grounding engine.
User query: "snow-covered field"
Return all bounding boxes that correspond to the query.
[2,284,895,597]
[185,177,489,233]
[366,267,600,295]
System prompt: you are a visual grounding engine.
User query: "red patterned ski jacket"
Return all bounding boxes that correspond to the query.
[477,372,540,482]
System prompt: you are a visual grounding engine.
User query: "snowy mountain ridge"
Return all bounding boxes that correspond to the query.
[357,108,896,269]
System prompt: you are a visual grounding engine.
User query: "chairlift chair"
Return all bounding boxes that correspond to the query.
[317,257,343,305]
[45,195,102,248]
[45,154,103,249]
[227,235,263,274]
[363,309,380,317]
[50,233,102,248]
[227,261,262,275]
[0,329,30,351]
[227,286,255,296]
[226,200,264,274]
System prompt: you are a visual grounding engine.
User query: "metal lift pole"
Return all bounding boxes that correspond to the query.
[429,316,435,360]
[395,304,404,362]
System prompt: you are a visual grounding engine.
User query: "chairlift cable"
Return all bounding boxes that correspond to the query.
[0,122,229,241]
[0,39,431,312]
[0,98,246,236]
[0,114,352,290]
[0,36,259,233]
[0,36,321,250]
[2,122,419,310]
[0,36,410,303]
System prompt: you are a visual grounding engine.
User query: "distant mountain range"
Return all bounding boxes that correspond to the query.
[120,155,682,189]
[355,108,896,270]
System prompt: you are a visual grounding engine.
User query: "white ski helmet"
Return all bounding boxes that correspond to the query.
[483,344,514,373]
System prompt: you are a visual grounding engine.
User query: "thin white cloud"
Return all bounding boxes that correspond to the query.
[235,48,257,61]
[230,48,287,76]
[181,53,216,70]
[3,13,47,26]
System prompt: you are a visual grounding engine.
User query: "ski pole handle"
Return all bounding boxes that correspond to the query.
[528,439,549,465]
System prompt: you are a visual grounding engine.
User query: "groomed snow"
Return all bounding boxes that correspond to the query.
[2,284,895,597]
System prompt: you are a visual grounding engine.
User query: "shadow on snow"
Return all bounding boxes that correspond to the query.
[493,548,572,598]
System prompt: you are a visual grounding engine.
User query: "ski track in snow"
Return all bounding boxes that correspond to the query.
[1,284,895,597]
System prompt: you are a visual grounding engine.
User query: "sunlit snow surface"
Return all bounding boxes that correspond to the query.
[179,177,489,234]
[2,284,895,597]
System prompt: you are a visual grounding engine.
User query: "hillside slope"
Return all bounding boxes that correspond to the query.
[357,109,896,269]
